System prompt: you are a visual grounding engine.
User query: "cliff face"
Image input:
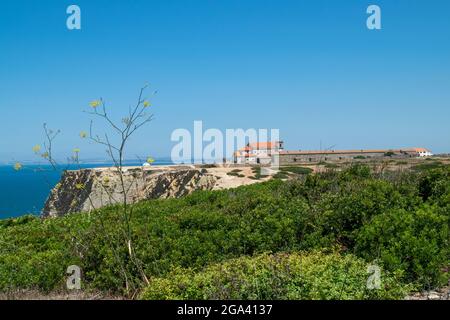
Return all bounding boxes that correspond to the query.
[42,166,217,218]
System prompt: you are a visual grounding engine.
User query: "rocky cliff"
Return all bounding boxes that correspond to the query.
[42,166,217,218]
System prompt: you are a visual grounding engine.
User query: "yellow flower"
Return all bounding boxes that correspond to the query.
[41,152,49,159]
[75,183,84,190]
[13,162,22,171]
[143,101,151,108]
[90,100,101,108]
[73,148,80,153]
[79,131,88,139]
[146,157,155,164]
[32,145,41,153]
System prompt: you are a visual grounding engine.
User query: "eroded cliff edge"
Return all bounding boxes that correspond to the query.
[42,165,269,218]
[42,166,217,218]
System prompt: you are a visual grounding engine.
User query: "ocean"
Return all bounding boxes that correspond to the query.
[0,160,173,219]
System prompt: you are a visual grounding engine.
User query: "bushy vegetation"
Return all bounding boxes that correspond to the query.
[279,166,313,175]
[140,251,411,300]
[355,206,448,286]
[0,164,448,298]
[249,166,262,180]
[227,169,245,177]
[271,166,313,179]
[324,163,339,169]
[411,161,444,172]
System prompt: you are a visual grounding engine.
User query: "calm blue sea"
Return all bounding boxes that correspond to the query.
[0,160,173,219]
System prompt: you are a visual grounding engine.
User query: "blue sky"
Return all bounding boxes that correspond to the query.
[0,0,449,162]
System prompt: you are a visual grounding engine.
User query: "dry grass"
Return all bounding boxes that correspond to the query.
[0,290,125,300]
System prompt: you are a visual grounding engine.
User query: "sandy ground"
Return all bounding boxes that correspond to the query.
[3,286,448,300]
[207,166,271,190]
[88,164,273,190]
[76,156,450,192]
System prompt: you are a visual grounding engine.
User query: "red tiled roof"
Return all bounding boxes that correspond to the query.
[248,141,280,149]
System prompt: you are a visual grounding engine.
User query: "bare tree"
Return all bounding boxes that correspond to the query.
[30,85,156,294]
[85,85,155,290]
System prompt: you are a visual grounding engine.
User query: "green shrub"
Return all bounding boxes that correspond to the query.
[411,161,444,172]
[340,163,372,179]
[140,251,411,300]
[0,215,38,229]
[0,215,82,292]
[418,167,450,201]
[315,179,406,247]
[273,172,289,179]
[1,164,448,297]
[227,171,245,177]
[199,164,217,168]
[280,166,313,175]
[354,206,449,288]
[250,166,262,180]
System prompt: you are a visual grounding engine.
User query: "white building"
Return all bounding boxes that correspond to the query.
[233,141,284,164]
[415,148,433,157]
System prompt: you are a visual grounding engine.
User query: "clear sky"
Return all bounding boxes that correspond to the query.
[1,0,449,162]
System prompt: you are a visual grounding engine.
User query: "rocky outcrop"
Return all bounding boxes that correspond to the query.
[405,286,449,300]
[42,166,217,218]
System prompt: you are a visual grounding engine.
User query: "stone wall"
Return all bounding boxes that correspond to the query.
[279,151,415,165]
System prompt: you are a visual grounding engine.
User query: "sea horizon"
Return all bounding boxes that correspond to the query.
[0,159,174,219]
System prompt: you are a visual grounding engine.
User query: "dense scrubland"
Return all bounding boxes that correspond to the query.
[0,163,448,299]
